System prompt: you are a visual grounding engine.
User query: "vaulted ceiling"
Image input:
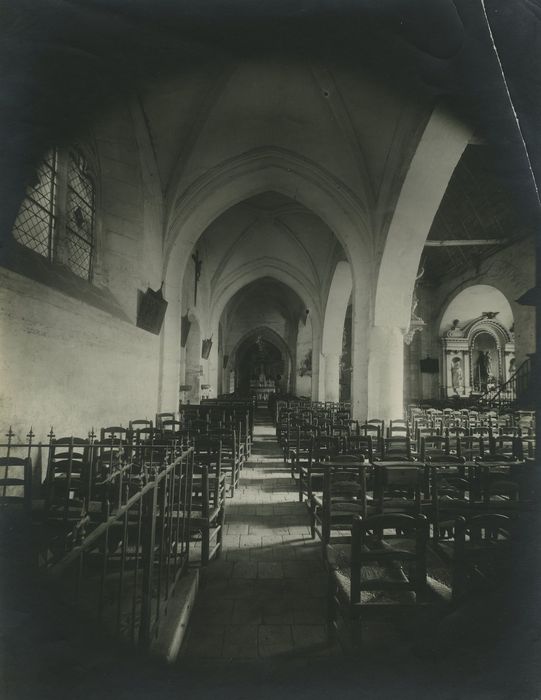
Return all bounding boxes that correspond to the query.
[198,191,345,318]
[140,58,430,225]
[1,0,538,280]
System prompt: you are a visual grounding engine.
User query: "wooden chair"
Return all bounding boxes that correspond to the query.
[372,462,424,515]
[327,513,430,647]
[94,438,125,480]
[311,458,369,545]
[281,424,301,467]
[294,435,315,502]
[314,434,340,461]
[365,419,384,439]
[0,456,32,511]
[445,426,470,440]
[191,438,226,565]
[43,437,92,556]
[129,419,153,432]
[342,435,374,463]
[429,466,473,556]
[100,426,130,442]
[452,513,513,601]
[387,419,409,438]
[419,435,451,462]
[161,419,184,436]
[359,423,381,442]
[45,437,92,515]
[346,419,360,436]
[155,412,176,430]
[378,436,413,461]
[489,435,522,461]
[456,435,486,462]
[210,428,240,497]
[476,460,532,504]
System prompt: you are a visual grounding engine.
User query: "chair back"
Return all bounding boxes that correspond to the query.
[349,513,429,604]
[453,513,512,599]
[0,456,32,511]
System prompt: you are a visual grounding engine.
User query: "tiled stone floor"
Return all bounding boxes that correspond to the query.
[181,411,341,659]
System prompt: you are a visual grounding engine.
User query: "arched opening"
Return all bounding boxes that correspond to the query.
[340,303,353,402]
[471,331,498,392]
[219,276,299,393]
[171,190,349,405]
[374,107,472,330]
[158,154,373,413]
[438,285,515,398]
[295,312,313,399]
[236,335,284,399]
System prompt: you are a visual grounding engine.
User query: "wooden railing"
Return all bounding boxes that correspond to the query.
[478,357,531,410]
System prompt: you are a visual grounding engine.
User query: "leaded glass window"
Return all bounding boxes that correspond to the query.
[12,150,57,259]
[11,146,96,282]
[66,149,95,280]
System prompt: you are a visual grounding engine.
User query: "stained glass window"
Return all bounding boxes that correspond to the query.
[12,150,57,259]
[66,149,95,280]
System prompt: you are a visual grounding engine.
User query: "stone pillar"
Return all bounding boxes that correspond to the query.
[207,339,219,398]
[367,326,405,423]
[158,296,182,413]
[324,352,341,403]
[463,350,472,396]
[350,290,369,421]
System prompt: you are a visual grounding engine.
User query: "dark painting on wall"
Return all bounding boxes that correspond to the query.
[420,357,439,374]
[136,285,167,335]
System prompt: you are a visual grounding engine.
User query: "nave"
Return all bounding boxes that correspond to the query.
[1,1,540,696]
[3,401,539,700]
[183,411,335,660]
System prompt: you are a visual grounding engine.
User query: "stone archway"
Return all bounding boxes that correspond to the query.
[157,147,373,415]
[368,106,472,422]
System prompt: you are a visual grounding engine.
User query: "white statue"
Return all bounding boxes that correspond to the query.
[451,357,463,395]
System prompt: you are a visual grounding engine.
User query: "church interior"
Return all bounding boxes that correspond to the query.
[1,1,540,697]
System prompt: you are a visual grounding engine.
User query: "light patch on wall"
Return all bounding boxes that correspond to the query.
[440,284,514,334]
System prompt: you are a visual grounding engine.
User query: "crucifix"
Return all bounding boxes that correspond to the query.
[192,250,202,305]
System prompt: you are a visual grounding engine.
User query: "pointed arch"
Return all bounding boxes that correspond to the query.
[374,106,472,330]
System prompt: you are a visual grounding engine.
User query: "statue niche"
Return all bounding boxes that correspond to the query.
[440,313,514,398]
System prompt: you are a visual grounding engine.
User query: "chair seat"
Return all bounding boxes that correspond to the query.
[327,543,416,605]
[378,497,421,509]
[331,497,373,512]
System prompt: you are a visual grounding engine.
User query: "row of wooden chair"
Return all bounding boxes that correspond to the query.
[273,402,535,646]
[287,433,533,502]
[304,444,529,646]
[309,457,533,544]
[0,416,240,567]
[326,510,514,647]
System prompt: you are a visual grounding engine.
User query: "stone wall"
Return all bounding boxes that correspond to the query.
[0,106,164,440]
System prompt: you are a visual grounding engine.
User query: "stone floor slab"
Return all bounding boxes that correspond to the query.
[181,411,338,660]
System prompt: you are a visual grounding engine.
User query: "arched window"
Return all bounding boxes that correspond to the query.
[12,149,57,260]
[12,145,96,281]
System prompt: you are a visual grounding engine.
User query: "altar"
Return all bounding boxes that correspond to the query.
[250,377,275,405]
[440,313,515,398]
